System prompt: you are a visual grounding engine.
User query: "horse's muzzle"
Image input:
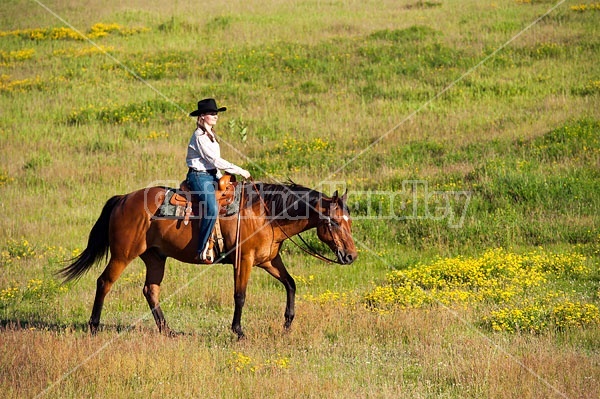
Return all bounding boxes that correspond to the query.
[336,249,356,265]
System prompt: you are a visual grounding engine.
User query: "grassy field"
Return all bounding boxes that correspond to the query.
[1,0,599,397]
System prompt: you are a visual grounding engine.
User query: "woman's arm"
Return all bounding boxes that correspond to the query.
[195,133,250,177]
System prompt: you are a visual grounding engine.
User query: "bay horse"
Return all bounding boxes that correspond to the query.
[59,181,357,339]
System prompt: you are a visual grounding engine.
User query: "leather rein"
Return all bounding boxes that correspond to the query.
[248,181,343,265]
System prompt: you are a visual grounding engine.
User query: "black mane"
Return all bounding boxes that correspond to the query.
[244,182,324,219]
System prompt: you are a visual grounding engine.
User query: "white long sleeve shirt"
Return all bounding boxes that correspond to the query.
[186,128,247,178]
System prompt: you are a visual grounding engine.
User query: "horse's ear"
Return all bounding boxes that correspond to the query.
[331,189,347,204]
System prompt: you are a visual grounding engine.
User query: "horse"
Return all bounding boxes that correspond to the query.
[58,181,357,339]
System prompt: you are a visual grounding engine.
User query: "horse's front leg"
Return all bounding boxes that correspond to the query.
[259,254,296,331]
[232,257,252,340]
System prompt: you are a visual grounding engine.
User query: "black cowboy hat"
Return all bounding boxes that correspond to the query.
[189,98,227,116]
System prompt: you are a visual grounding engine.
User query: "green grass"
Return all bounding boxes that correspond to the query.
[1,0,599,398]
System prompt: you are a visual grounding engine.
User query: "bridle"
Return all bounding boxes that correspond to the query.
[289,200,345,264]
[248,181,346,265]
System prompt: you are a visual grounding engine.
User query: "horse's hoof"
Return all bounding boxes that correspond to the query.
[164,329,181,338]
[232,326,245,340]
[89,324,99,335]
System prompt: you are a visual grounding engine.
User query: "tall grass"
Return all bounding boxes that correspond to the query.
[1,0,599,398]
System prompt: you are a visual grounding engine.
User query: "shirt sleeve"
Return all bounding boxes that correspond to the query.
[194,133,248,176]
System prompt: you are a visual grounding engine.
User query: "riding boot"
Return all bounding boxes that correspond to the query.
[195,241,214,264]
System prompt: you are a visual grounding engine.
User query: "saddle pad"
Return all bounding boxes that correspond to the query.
[155,189,188,219]
[225,182,242,216]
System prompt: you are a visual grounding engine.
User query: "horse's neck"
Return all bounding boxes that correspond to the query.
[273,217,316,241]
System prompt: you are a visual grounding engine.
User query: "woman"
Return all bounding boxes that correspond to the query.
[186,98,251,263]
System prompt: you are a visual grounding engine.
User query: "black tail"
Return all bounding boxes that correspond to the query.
[57,195,124,283]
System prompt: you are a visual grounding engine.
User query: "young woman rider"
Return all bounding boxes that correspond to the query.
[186,98,251,263]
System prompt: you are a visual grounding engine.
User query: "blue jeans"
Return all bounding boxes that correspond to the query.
[186,170,218,253]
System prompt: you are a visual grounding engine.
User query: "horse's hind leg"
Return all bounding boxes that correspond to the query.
[89,257,130,334]
[140,250,172,335]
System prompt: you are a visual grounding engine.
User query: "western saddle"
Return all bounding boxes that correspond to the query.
[169,174,238,226]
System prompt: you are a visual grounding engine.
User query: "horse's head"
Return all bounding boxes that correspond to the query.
[316,190,358,265]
